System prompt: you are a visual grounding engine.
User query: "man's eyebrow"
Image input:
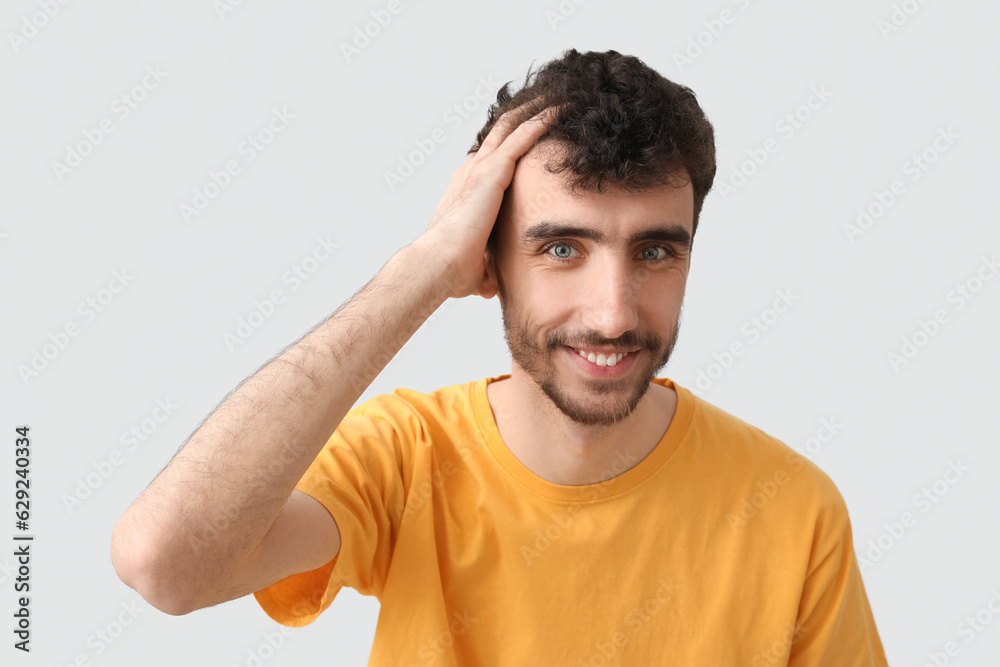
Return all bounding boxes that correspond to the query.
[521,220,692,249]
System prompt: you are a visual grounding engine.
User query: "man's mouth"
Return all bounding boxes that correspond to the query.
[565,346,640,368]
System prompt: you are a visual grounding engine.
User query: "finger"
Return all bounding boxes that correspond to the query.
[475,103,560,158]
[486,105,562,165]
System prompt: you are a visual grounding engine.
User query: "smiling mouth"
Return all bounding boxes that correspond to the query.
[566,346,640,367]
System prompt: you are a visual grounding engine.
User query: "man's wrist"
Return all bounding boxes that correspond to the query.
[403,233,463,302]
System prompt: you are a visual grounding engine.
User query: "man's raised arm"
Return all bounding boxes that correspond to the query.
[109,103,560,616]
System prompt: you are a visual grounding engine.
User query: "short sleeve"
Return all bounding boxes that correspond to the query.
[253,407,411,627]
[788,495,890,666]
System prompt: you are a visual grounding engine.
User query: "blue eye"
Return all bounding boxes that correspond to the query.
[541,242,675,263]
[546,242,576,260]
[641,246,670,261]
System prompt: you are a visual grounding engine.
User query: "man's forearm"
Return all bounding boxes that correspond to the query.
[111,237,455,607]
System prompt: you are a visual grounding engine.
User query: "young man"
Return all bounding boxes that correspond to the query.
[111,49,890,664]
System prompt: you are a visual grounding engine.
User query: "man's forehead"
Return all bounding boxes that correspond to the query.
[507,148,695,239]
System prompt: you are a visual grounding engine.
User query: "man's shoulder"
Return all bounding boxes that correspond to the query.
[668,381,785,446]
[318,377,489,464]
[674,382,849,515]
[344,375,490,427]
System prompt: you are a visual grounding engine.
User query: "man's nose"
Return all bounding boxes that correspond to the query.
[580,259,640,340]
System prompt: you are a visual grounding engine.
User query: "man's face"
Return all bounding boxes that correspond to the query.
[488,145,694,428]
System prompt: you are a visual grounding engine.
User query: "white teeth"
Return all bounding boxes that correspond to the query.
[576,349,627,366]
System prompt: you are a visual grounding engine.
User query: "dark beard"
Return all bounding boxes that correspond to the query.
[498,281,680,428]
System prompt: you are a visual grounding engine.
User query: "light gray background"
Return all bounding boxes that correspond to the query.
[2,0,998,665]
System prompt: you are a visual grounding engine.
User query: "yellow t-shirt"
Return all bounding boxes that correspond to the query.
[254,375,889,666]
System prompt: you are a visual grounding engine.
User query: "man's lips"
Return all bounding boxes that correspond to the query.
[563,345,641,374]
[566,345,641,356]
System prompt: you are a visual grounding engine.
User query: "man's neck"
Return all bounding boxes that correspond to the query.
[485,371,677,486]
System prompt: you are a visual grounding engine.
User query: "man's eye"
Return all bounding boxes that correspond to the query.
[641,246,673,262]
[542,243,675,262]
[545,242,576,260]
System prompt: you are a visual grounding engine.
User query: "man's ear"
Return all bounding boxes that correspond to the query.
[475,248,499,299]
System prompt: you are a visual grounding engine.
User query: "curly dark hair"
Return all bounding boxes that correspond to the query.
[470,49,717,256]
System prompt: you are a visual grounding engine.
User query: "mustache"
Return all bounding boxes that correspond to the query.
[547,331,660,351]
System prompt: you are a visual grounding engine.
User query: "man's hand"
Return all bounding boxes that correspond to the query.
[110,100,562,617]
[418,103,562,300]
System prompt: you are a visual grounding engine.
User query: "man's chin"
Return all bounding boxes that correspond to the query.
[537,368,652,427]
[542,386,641,427]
